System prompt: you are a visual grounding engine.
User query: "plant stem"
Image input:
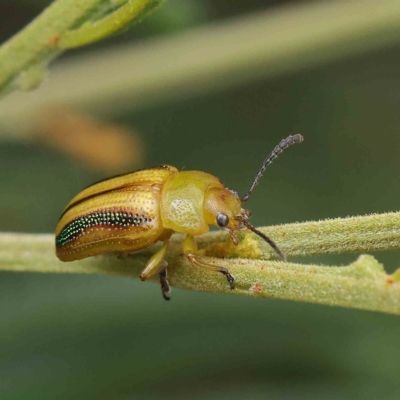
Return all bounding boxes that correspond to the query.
[58,0,162,49]
[1,212,399,315]
[0,0,98,91]
[0,0,161,92]
[201,212,400,260]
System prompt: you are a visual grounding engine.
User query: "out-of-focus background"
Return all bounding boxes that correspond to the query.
[1,1,400,399]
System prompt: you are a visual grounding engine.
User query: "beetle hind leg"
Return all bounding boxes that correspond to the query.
[183,235,235,290]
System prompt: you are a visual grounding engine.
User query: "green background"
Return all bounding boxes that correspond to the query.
[1,1,400,399]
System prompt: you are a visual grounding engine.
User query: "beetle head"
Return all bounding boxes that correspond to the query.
[203,187,244,231]
[203,185,286,260]
[203,134,304,261]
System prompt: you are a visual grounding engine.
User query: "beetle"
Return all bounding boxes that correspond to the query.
[56,134,303,300]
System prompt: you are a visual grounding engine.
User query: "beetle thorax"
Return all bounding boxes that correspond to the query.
[160,171,223,235]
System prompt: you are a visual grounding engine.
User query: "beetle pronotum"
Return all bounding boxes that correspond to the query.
[56,134,303,300]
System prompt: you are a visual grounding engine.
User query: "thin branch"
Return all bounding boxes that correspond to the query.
[0,0,162,93]
[58,0,162,49]
[1,212,399,315]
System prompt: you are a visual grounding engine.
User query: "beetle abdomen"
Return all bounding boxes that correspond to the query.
[56,187,163,261]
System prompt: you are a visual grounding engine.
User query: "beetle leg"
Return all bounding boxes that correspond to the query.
[183,235,235,290]
[139,240,169,280]
[139,240,171,300]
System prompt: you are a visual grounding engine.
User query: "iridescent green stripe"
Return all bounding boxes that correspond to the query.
[56,210,150,246]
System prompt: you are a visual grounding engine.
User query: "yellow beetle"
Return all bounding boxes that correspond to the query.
[56,134,303,299]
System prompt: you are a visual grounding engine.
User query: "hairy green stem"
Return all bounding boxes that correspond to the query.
[202,212,400,260]
[1,212,399,314]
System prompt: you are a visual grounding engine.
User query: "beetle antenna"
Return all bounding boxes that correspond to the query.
[241,134,304,202]
[240,219,286,261]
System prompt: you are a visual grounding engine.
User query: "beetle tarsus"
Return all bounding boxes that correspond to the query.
[221,270,235,290]
[159,269,171,301]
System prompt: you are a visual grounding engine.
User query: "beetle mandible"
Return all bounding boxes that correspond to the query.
[56,134,303,300]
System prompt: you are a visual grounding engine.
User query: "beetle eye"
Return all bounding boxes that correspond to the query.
[217,213,229,228]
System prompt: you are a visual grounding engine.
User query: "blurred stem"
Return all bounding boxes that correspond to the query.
[1,212,399,315]
[3,0,400,138]
[0,0,162,92]
[58,0,162,49]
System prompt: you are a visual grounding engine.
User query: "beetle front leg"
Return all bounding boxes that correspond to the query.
[139,240,171,300]
[182,235,235,290]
